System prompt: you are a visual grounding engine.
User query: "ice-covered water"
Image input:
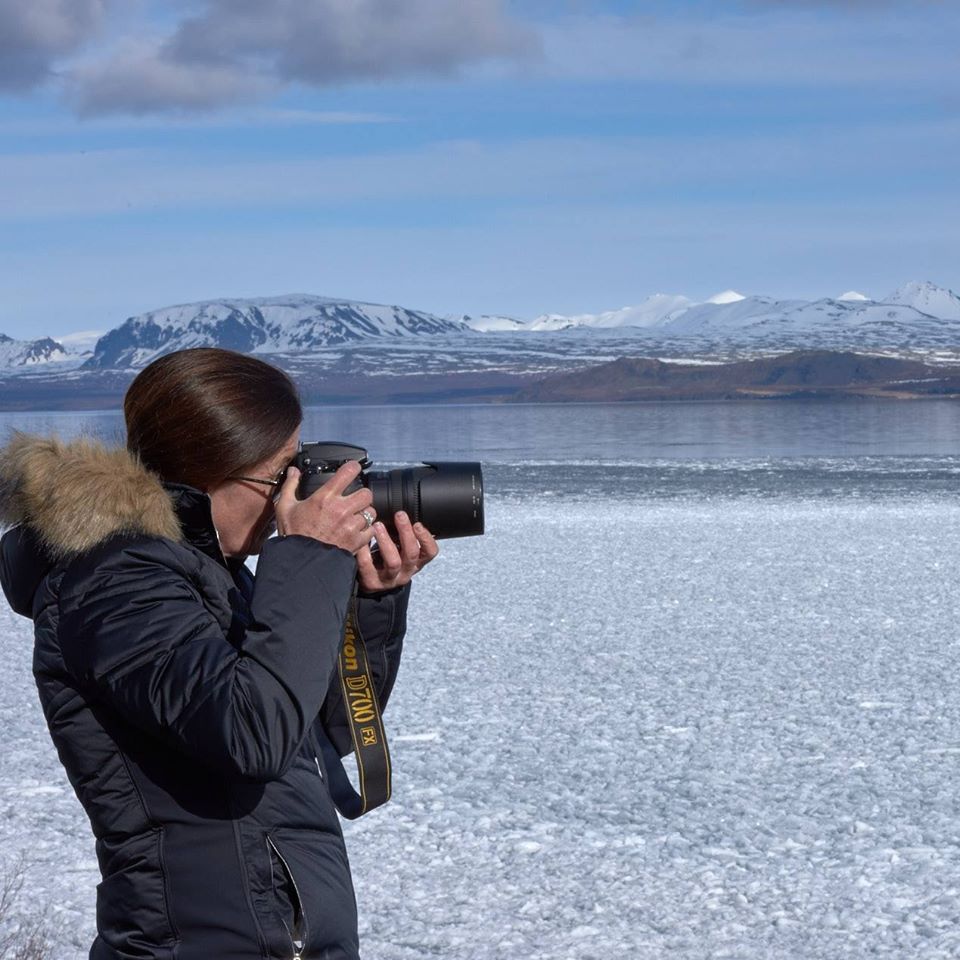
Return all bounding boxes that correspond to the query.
[3,401,960,957]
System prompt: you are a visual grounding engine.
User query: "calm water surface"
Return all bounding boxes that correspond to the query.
[1,400,958,501]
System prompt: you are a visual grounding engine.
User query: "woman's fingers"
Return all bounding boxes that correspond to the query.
[413,521,439,566]
[373,524,403,578]
[393,512,422,571]
[317,460,363,499]
[342,487,374,515]
[356,514,440,591]
[350,512,377,549]
[395,512,439,571]
[354,504,377,527]
[356,544,378,585]
[273,466,300,535]
[276,465,299,504]
[275,463,376,552]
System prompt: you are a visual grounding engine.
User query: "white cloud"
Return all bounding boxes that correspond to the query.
[0,0,109,90]
[70,40,276,116]
[170,0,536,82]
[68,0,536,115]
[2,1,954,116]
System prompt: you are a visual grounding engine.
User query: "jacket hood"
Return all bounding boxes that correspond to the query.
[0,432,182,560]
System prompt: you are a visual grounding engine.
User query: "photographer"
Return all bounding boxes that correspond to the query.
[0,347,437,960]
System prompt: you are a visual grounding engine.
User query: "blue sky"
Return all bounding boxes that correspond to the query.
[0,0,958,339]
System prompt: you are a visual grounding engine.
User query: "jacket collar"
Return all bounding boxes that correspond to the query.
[0,432,230,566]
[0,432,182,560]
[0,435,248,618]
[163,483,228,567]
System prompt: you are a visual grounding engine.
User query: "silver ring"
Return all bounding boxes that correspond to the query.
[361,510,375,529]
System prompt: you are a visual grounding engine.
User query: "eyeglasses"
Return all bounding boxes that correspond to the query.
[231,468,288,499]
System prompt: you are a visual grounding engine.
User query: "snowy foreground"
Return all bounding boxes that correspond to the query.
[3,497,960,959]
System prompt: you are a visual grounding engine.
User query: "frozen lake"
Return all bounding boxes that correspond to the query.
[3,401,960,957]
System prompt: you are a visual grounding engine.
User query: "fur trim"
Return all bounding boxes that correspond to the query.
[0,432,182,559]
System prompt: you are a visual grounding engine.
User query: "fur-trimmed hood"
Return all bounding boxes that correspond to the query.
[0,432,183,560]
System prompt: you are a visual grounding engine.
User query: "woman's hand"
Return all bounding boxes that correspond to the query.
[356,511,439,593]
[273,461,377,555]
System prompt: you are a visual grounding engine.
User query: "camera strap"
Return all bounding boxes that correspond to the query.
[325,595,392,819]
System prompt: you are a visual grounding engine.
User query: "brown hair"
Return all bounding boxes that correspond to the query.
[124,348,302,489]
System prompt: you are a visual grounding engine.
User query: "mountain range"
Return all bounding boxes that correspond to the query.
[2,281,960,408]
[2,281,960,376]
[502,281,960,335]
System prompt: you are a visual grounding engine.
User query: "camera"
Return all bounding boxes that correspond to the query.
[292,441,484,540]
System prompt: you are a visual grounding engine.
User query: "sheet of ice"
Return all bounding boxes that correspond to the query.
[3,497,960,958]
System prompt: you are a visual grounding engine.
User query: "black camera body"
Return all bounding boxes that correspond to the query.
[292,441,484,540]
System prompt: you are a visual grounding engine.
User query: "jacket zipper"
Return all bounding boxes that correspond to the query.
[266,835,308,960]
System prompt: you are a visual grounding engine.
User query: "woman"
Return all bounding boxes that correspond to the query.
[0,347,437,960]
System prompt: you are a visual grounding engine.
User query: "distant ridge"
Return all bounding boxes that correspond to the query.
[3,348,960,411]
[515,350,960,402]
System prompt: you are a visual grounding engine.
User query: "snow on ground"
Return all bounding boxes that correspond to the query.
[4,496,960,958]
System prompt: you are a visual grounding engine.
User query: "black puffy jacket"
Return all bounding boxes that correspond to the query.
[0,435,409,960]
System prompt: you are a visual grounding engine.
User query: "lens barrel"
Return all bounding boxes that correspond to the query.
[366,462,484,540]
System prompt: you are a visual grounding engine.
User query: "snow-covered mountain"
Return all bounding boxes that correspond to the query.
[887,280,960,321]
[528,281,960,351]
[86,295,472,369]
[653,282,960,346]
[455,314,527,332]
[54,330,105,356]
[0,333,70,368]
[706,290,746,305]
[529,293,693,331]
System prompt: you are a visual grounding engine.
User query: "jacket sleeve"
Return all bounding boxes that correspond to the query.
[319,583,410,757]
[58,535,357,781]
[0,525,52,618]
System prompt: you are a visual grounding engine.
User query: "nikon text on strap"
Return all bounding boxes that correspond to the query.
[325,597,392,819]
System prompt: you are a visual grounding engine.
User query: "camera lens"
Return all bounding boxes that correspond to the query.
[366,462,484,540]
